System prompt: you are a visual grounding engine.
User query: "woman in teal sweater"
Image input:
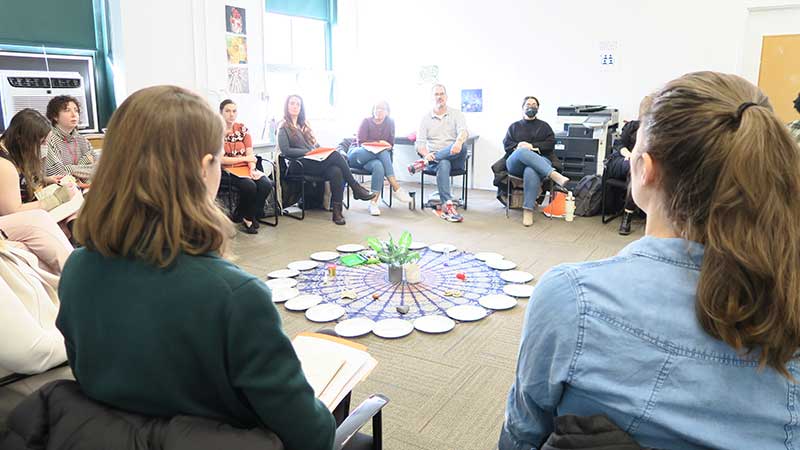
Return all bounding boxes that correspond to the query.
[55,85,335,450]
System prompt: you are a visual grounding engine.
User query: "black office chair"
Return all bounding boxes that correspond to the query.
[279,154,351,220]
[419,150,470,210]
[346,148,394,209]
[217,156,279,227]
[600,167,628,224]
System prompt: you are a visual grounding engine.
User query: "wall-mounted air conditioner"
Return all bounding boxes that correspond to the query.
[0,70,89,130]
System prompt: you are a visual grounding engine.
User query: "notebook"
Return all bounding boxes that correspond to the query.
[303,147,337,162]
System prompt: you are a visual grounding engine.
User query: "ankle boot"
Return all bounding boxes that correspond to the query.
[332,202,346,225]
[523,209,534,227]
[351,183,378,201]
[619,211,633,235]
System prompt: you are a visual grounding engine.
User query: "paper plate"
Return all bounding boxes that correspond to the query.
[272,287,300,303]
[408,241,428,250]
[479,294,518,310]
[310,251,340,262]
[503,284,535,298]
[429,243,457,253]
[413,315,456,334]
[336,244,366,253]
[287,260,319,271]
[486,259,517,271]
[474,252,504,262]
[305,303,346,323]
[445,305,488,322]
[335,318,376,338]
[267,268,300,279]
[265,278,298,289]
[500,270,535,283]
[284,294,323,311]
[372,318,414,339]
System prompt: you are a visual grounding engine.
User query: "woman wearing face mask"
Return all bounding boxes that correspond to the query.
[502,96,569,226]
[44,95,96,183]
[0,109,75,275]
[500,73,800,450]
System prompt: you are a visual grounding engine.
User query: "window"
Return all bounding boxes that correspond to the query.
[264,12,332,120]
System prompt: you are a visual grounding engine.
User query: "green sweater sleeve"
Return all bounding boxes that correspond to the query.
[226,279,335,450]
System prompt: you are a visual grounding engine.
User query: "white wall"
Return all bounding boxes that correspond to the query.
[327,0,750,188]
[741,3,800,85]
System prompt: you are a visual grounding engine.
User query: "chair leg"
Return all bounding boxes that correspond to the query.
[258,185,279,227]
[372,410,383,450]
[420,172,425,210]
[505,178,510,219]
[462,173,468,210]
[283,179,305,221]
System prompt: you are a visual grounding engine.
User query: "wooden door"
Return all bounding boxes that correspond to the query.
[758,34,800,124]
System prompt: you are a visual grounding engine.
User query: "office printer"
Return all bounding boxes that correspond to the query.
[553,105,619,184]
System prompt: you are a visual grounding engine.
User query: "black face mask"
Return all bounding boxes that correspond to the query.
[525,107,538,118]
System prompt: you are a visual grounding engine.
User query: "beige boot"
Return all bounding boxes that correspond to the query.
[523,209,534,227]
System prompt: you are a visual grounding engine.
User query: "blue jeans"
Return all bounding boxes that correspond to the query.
[427,144,467,202]
[347,147,394,193]
[505,148,554,210]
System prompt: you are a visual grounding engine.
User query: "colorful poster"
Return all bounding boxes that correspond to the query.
[461,89,483,113]
[227,67,249,93]
[226,36,248,64]
[225,6,247,35]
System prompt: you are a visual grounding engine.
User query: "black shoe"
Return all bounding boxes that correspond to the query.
[351,184,378,201]
[618,212,633,236]
[241,220,258,234]
[332,202,346,225]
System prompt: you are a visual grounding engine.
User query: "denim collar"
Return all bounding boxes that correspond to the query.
[619,236,704,270]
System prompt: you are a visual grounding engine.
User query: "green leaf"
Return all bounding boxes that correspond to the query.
[398,231,412,250]
[366,237,383,253]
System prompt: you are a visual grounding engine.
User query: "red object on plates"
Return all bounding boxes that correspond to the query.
[456,273,466,281]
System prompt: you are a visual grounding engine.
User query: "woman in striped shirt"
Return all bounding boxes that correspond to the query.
[44,95,95,183]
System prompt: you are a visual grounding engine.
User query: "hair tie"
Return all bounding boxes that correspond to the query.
[735,102,758,123]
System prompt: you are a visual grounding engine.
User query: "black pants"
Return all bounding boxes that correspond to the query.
[221,171,272,220]
[291,151,360,204]
[606,155,636,211]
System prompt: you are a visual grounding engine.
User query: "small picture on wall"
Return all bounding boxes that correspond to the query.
[461,89,483,113]
[225,5,247,34]
[227,66,250,94]
[226,36,248,64]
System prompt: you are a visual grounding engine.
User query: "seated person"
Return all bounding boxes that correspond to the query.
[502,96,569,227]
[219,99,273,235]
[0,237,69,424]
[56,86,335,450]
[44,95,96,183]
[788,92,800,145]
[500,72,800,450]
[278,94,376,226]
[605,96,653,235]
[0,109,75,274]
[408,84,468,222]
[347,100,412,216]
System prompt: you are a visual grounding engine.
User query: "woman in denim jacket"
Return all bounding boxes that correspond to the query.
[500,72,800,450]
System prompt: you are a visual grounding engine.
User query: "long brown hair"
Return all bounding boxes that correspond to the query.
[641,71,800,377]
[74,86,233,268]
[282,94,317,147]
[0,108,51,198]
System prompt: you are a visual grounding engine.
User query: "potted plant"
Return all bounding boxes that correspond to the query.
[366,231,421,284]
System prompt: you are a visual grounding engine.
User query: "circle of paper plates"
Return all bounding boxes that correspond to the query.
[446,305,488,322]
[272,287,300,303]
[413,315,456,334]
[265,278,298,290]
[310,251,340,262]
[305,303,346,323]
[287,260,319,271]
[335,318,376,338]
[372,318,414,339]
[500,270,535,284]
[429,243,457,253]
[408,241,428,250]
[336,244,366,253]
[475,252,504,262]
[486,259,517,271]
[503,284,535,298]
[268,268,300,279]
[479,294,518,310]
[285,294,323,311]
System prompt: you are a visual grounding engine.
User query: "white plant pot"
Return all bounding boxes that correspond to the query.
[404,263,421,284]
